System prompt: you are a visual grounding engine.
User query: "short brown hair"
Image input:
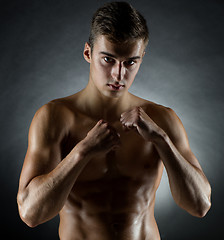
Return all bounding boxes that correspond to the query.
[88,1,149,50]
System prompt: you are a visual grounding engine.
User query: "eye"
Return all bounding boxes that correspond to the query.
[104,57,115,63]
[125,60,136,66]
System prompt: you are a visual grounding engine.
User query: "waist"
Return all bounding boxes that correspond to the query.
[59,207,160,240]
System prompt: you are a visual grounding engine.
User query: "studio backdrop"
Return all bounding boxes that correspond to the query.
[0,0,223,239]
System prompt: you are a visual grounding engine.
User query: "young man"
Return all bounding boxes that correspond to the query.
[17,2,211,239]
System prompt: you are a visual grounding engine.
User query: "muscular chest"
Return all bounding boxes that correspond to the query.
[63,116,161,182]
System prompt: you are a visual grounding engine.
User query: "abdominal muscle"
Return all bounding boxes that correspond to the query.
[58,177,161,240]
[59,209,160,240]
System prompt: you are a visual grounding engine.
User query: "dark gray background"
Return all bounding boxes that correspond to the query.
[0,0,223,239]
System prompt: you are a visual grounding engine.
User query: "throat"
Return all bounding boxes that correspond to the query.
[80,87,131,121]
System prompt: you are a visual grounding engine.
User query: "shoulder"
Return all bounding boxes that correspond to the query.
[37,97,75,120]
[139,99,186,144]
[129,94,179,126]
[138,98,178,124]
[30,97,76,143]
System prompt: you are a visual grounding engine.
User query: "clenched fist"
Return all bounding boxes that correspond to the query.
[83,120,121,157]
[120,107,164,143]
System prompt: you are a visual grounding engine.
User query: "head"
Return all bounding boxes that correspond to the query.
[84,2,149,99]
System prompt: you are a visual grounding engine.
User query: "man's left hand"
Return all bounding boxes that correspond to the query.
[120,107,165,143]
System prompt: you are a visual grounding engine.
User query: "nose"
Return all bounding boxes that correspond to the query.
[111,62,125,81]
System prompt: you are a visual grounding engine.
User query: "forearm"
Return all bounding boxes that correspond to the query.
[154,133,211,217]
[18,141,91,227]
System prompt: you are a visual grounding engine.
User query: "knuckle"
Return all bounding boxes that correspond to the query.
[98,119,104,125]
[105,129,110,134]
[103,122,109,127]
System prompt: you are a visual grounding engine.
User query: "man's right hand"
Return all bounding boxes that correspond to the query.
[82,120,121,157]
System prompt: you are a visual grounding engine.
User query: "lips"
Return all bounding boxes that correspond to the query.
[107,84,124,91]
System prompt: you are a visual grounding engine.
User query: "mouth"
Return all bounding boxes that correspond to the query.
[107,84,125,91]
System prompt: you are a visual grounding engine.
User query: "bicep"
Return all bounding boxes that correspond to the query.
[19,144,61,190]
[18,104,63,191]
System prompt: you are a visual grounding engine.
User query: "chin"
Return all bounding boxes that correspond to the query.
[102,90,124,99]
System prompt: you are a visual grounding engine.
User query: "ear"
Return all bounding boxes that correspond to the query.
[83,42,92,63]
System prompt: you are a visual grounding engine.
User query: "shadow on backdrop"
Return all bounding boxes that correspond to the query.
[0,0,223,239]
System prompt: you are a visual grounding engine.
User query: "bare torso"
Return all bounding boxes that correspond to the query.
[58,93,164,240]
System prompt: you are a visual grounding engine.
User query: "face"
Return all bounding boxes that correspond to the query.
[84,35,145,98]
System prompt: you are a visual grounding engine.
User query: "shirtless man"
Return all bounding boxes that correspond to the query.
[17,2,211,239]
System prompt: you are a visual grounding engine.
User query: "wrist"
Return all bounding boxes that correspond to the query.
[75,139,94,159]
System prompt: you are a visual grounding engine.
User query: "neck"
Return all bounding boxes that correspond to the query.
[79,80,131,122]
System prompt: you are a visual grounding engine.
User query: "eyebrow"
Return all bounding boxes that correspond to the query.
[99,51,141,60]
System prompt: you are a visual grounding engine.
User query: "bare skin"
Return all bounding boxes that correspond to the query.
[17,36,211,240]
